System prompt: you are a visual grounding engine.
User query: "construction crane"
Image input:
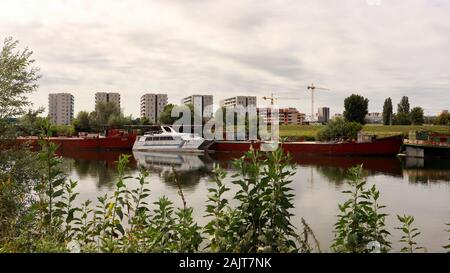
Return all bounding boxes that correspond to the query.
[307,84,330,122]
[262,93,302,106]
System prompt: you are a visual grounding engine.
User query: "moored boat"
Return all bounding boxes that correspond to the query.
[16,129,136,151]
[210,135,403,156]
[403,131,450,158]
[132,126,212,153]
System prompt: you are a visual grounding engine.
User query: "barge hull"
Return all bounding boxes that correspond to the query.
[210,136,403,156]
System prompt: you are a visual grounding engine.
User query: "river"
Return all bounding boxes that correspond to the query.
[59,150,450,252]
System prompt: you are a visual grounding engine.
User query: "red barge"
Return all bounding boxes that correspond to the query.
[16,127,403,157]
[17,129,136,152]
[210,135,403,156]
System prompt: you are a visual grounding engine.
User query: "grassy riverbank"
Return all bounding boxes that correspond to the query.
[279,124,450,139]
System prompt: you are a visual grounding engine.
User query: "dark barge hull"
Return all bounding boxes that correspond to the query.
[210,135,403,156]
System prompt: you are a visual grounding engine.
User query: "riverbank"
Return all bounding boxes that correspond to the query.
[280,124,450,139]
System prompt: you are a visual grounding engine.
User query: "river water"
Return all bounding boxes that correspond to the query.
[59,150,450,252]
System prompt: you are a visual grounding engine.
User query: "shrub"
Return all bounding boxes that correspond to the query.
[317,117,363,141]
[332,165,391,253]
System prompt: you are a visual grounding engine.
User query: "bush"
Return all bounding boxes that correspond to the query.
[392,112,411,125]
[317,117,363,141]
[332,165,391,253]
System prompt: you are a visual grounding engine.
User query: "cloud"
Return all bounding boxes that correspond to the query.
[1,0,449,117]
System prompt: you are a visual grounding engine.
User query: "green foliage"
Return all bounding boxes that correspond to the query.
[159,103,202,125]
[397,96,410,114]
[87,101,132,131]
[140,116,152,125]
[410,107,424,125]
[0,36,43,248]
[16,108,47,136]
[50,124,76,136]
[392,112,412,125]
[395,214,425,253]
[158,104,177,125]
[73,111,91,132]
[382,98,393,125]
[204,148,319,253]
[0,37,40,120]
[343,94,369,124]
[332,165,391,253]
[317,117,363,141]
[445,222,449,252]
[435,111,450,125]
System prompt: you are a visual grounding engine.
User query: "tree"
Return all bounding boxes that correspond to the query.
[140,116,151,125]
[435,111,450,125]
[382,98,393,125]
[343,94,369,124]
[73,111,91,132]
[0,37,42,240]
[410,107,424,125]
[16,108,47,136]
[158,104,177,125]
[0,37,40,121]
[397,96,410,114]
[88,101,127,131]
[392,112,411,125]
[317,117,363,141]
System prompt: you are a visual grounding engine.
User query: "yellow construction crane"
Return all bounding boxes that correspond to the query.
[262,93,302,106]
[307,84,330,121]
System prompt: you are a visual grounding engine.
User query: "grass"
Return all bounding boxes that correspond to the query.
[279,124,450,139]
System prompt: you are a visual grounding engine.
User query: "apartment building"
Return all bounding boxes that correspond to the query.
[95,92,121,109]
[220,96,257,108]
[317,107,330,123]
[182,95,214,118]
[140,93,168,123]
[258,107,306,125]
[48,93,74,125]
[365,112,383,124]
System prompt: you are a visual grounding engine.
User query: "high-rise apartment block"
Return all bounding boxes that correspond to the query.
[317,107,330,123]
[182,95,214,118]
[140,93,168,123]
[48,93,74,125]
[95,92,121,109]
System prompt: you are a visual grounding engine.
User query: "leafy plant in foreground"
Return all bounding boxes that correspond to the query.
[396,214,425,253]
[205,148,319,253]
[332,165,391,253]
[445,222,450,252]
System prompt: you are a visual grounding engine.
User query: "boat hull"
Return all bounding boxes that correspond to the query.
[210,135,403,156]
[16,135,136,152]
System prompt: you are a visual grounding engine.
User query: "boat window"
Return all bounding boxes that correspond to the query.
[163,126,172,132]
[145,137,153,141]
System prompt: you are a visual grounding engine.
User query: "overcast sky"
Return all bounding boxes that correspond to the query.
[1,0,449,117]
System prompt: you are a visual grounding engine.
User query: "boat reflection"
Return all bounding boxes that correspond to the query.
[401,157,450,183]
[132,151,214,190]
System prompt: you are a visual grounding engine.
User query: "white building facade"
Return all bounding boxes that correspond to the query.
[182,95,214,118]
[48,93,74,125]
[95,92,121,109]
[140,93,168,123]
[220,96,257,108]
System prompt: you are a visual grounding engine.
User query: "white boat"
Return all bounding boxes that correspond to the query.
[132,126,209,152]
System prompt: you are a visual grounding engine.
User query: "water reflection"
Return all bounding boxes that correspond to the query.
[133,151,214,190]
[59,150,136,188]
[402,157,450,184]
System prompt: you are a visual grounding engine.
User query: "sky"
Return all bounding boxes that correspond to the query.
[1,0,449,117]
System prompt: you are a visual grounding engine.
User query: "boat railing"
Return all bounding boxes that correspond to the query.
[404,139,450,147]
